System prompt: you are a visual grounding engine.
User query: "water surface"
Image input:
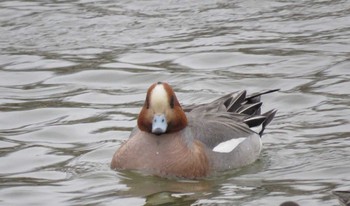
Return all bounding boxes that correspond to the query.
[1,0,350,205]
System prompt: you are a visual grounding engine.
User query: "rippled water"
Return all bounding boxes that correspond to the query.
[1,0,350,205]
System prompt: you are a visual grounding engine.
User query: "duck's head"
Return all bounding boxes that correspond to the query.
[137,82,188,135]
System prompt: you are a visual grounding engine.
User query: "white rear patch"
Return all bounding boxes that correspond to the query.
[251,124,263,134]
[212,137,246,153]
[150,84,169,113]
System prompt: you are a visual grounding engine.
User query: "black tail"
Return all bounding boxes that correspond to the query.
[224,89,279,137]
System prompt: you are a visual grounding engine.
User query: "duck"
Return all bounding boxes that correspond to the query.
[111,82,278,179]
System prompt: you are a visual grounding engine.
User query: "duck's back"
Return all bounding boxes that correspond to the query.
[184,90,278,171]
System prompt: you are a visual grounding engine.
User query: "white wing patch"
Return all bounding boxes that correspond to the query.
[212,137,246,153]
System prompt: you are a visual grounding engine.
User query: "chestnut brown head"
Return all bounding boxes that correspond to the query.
[137,82,188,135]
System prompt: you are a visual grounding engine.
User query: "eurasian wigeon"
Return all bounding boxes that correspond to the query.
[111,82,278,179]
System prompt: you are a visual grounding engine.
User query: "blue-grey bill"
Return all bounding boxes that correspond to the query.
[152,114,167,134]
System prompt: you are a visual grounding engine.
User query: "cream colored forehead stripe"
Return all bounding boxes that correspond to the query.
[150,84,169,113]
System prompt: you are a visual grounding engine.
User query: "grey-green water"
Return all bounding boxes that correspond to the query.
[1,0,350,205]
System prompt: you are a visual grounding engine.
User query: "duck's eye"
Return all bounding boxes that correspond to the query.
[161,118,165,123]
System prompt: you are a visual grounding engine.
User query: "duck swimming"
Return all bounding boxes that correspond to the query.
[111,82,278,179]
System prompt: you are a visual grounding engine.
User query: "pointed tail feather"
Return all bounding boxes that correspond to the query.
[259,109,278,136]
[246,89,280,102]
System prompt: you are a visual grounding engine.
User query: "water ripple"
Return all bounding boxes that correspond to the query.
[1,0,350,205]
